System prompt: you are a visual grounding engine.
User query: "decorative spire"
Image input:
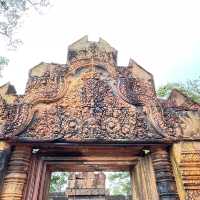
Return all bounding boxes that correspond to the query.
[0,82,16,104]
[128,58,153,81]
[67,36,118,66]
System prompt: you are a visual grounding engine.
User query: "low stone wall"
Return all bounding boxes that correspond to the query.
[48,192,67,200]
[48,193,131,200]
[107,196,131,200]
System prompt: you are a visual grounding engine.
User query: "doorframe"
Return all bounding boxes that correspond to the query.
[23,145,145,200]
[22,143,166,200]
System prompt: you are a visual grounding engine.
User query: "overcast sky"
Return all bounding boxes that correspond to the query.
[0,0,200,94]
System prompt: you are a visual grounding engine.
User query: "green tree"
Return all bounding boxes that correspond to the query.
[0,0,50,47]
[0,0,50,76]
[0,56,9,76]
[49,172,69,193]
[107,172,131,196]
[0,56,9,65]
[157,77,200,103]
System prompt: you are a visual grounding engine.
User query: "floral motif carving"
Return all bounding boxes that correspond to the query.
[22,107,61,140]
[18,69,170,142]
[3,103,31,137]
[118,69,179,139]
[186,190,200,200]
[1,37,198,143]
[172,142,200,200]
[0,96,6,132]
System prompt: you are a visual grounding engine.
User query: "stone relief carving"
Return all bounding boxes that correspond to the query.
[24,63,67,104]
[180,111,200,138]
[171,142,200,200]
[20,69,168,141]
[0,37,199,142]
[162,89,200,140]
[118,64,180,139]
[68,36,117,65]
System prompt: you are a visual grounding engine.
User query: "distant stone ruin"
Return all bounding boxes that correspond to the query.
[66,172,106,200]
[49,172,131,200]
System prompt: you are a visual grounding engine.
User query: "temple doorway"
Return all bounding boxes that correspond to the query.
[22,145,159,200]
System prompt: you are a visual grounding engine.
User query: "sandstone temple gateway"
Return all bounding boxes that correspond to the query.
[0,36,199,200]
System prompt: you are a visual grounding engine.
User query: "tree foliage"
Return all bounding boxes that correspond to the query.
[0,0,50,47]
[157,77,200,103]
[0,56,9,76]
[0,0,50,76]
[0,56,8,65]
[107,172,131,196]
[49,172,69,193]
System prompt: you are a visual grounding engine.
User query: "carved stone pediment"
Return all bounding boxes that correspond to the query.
[1,37,197,143]
[18,67,166,142]
[161,89,200,140]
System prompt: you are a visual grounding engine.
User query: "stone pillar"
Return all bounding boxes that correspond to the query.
[0,145,32,200]
[151,147,179,200]
[0,141,11,192]
[171,142,200,200]
[131,155,159,200]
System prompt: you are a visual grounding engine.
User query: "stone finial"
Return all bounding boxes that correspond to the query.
[0,83,16,96]
[29,62,51,78]
[128,58,153,81]
[168,89,194,107]
[25,62,66,98]
[28,62,65,78]
[67,36,117,65]
[0,83,16,104]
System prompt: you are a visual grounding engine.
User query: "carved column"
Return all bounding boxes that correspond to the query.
[0,145,32,200]
[0,141,11,192]
[171,142,200,200]
[131,154,159,200]
[151,147,179,200]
